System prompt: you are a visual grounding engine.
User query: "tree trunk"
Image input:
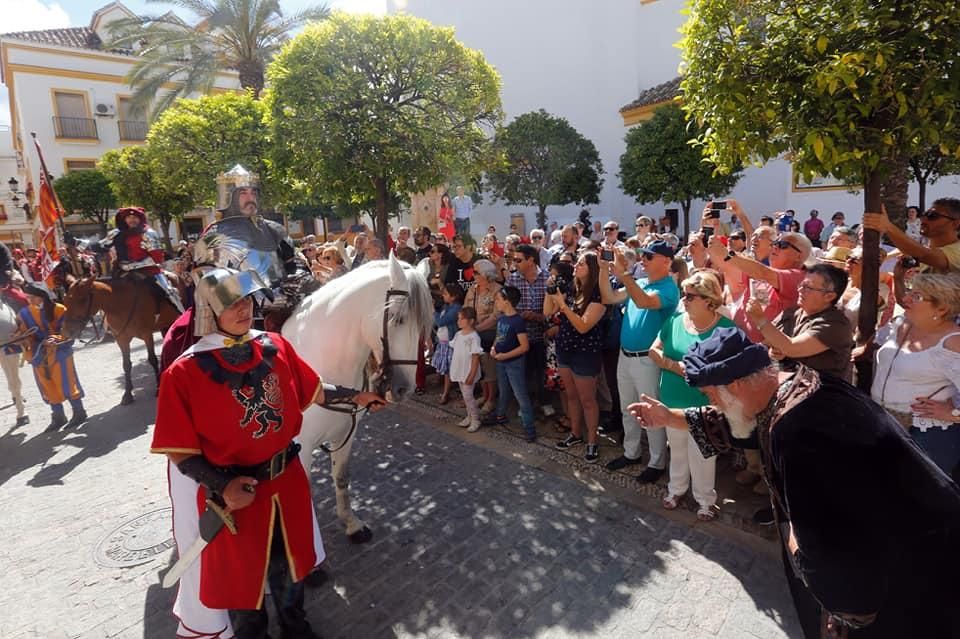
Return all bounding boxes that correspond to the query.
[917,178,927,212]
[157,214,173,252]
[536,205,547,230]
[374,176,389,247]
[856,169,883,392]
[681,199,692,243]
[236,59,265,99]
[880,154,910,232]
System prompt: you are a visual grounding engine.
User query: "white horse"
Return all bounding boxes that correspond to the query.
[0,299,27,426]
[283,253,433,541]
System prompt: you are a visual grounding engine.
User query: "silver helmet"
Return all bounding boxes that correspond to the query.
[193,267,273,336]
[216,164,260,217]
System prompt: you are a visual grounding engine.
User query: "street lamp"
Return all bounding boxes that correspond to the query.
[7,177,18,191]
[7,176,30,220]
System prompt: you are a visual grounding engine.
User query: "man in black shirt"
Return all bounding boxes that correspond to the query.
[450,235,477,289]
[413,226,433,262]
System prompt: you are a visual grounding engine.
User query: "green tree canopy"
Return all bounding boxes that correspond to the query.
[909,147,960,212]
[680,0,960,351]
[53,169,117,234]
[146,92,269,208]
[266,12,502,244]
[486,109,604,229]
[619,104,741,237]
[99,145,195,248]
[106,0,329,118]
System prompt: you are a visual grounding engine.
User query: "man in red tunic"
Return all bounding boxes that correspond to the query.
[153,267,383,638]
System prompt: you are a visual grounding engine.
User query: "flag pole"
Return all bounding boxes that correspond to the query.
[30,132,66,228]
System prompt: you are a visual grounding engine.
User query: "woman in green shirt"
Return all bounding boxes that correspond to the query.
[649,270,734,520]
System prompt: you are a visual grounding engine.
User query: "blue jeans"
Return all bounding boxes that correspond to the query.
[910,425,960,479]
[495,357,535,436]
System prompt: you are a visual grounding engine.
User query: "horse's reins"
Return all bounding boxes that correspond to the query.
[318,288,419,454]
[73,279,140,339]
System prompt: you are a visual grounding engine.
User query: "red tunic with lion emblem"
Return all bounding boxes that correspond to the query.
[151,332,320,609]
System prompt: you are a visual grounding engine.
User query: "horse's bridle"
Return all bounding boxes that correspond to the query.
[374,287,419,395]
[320,287,419,454]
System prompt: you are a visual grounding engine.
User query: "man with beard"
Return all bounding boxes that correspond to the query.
[548,224,580,266]
[449,235,477,287]
[413,226,434,262]
[631,327,960,639]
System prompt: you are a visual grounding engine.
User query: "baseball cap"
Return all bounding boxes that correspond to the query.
[639,240,676,259]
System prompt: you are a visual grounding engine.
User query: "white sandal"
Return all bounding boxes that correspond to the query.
[697,505,718,521]
[662,494,681,510]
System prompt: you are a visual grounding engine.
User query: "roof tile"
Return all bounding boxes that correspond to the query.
[620,76,681,113]
[0,26,132,55]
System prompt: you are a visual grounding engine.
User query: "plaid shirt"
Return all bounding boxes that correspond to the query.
[506,268,549,342]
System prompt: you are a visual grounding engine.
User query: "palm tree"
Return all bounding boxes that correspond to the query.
[107,0,329,119]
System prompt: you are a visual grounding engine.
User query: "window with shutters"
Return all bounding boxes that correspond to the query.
[52,90,97,139]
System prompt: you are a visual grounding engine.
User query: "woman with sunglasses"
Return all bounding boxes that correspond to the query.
[648,270,732,520]
[746,264,854,382]
[871,273,960,478]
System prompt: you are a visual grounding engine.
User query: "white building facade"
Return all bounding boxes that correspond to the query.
[0,1,240,246]
[389,0,960,237]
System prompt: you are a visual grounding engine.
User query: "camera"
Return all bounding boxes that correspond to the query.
[546,276,571,296]
[601,248,615,262]
[710,200,727,210]
[705,210,721,220]
[900,256,919,270]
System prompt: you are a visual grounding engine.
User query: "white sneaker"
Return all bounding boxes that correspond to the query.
[458,416,472,427]
[466,420,481,432]
[542,405,556,417]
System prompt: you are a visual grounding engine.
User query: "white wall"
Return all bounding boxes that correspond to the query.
[390,0,960,236]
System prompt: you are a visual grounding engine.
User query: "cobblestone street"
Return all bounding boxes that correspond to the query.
[0,337,801,638]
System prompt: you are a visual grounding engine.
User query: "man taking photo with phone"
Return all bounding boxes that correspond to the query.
[863,198,960,274]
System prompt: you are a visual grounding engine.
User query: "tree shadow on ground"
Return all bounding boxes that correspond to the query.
[299,411,802,639]
[6,359,158,489]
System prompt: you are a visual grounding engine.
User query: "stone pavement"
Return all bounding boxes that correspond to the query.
[0,336,801,638]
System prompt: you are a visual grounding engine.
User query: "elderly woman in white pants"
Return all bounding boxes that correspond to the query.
[648,271,733,520]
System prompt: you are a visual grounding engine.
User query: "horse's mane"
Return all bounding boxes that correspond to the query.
[306,260,434,336]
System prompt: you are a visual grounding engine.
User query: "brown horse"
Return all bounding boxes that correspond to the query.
[62,276,182,405]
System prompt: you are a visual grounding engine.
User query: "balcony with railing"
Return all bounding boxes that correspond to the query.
[52,116,98,140]
[118,120,148,141]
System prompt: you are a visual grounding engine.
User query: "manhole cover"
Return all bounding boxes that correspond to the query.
[94,508,175,568]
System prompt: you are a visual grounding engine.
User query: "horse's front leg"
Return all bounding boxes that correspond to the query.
[119,338,134,405]
[330,441,372,544]
[142,331,160,394]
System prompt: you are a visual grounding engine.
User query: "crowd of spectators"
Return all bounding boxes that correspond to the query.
[359,198,960,525]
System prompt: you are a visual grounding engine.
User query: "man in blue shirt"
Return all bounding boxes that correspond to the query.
[452,186,473,236]
[599,240,680,483]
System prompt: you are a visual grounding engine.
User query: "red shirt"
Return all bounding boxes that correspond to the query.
[152,332,320,608]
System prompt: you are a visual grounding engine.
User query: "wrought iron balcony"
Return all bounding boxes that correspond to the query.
[52,116,98,140]
[118,120,148,141]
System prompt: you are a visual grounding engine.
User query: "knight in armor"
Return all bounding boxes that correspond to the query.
[161,165,301,371]
[98,207,184,313]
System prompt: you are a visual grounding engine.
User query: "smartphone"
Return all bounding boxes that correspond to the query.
[701,226,714,247]
[705,210,721,220]
[710,200,727,210]
[601,249,615,262]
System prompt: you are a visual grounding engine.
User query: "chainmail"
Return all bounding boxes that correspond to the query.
[219,343,254,366]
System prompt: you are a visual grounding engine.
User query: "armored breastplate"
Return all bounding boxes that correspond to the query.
[194,216,285,287]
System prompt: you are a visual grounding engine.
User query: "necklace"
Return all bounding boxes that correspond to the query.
[688,311,720,334]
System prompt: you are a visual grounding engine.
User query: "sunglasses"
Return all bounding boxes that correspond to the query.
[682,292,705,302]
[636,222,649,228]
[604,227,618,232]
[904,290,935,304]
[921,209,952,221]
[773,239,801,252]
[729,234,746,241]
[844,256,860,264]
[642,253,657,261]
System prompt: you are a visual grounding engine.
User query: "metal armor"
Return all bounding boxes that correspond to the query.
[193,216,293,288]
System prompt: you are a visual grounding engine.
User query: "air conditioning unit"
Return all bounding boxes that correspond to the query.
[94,103,116,117]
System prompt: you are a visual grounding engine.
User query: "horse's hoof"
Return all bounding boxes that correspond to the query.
[121,393,135,405]
[348,526,373,544]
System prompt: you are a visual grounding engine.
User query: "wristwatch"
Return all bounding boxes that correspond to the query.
[724,250,736,262]
[951,407,960,419]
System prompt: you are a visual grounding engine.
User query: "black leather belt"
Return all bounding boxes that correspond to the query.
[228,442,301,481]
[621,349,649,357]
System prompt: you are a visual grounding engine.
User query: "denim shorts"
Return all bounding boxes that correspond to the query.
[556,349,602,378]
